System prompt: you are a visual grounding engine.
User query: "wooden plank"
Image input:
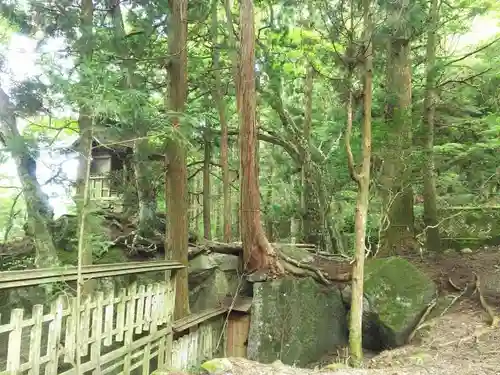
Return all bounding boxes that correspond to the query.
[45,297,63,375]
[103,291,114,346]
[6,308,23,372]
[164,277,176,368]
[91,292,104,375]
[135,285,145,335]
[150,283,161,333]
[122,283,136,374]
[172,307,228,333]
[64,298,77,364]
[0,261,184,289]
[115,288,126,342]
[28,304,43,375]
[80,296,91,357]
[221,296,253,312]
[143,284,153,331]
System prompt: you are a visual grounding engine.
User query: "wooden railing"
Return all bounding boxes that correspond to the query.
[88,175,116,200]
[171,308,228,371]
[0,261,183,375]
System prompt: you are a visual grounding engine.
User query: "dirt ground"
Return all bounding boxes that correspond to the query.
[346,245,500,374]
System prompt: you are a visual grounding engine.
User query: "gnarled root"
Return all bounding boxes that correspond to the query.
[474,273,500,328]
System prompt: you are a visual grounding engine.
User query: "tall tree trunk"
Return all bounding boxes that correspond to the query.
[348,0,373,365]
[75,0,94,269]
[134,142,157,237]
[380,1,415,254]
[266,147,274,241]
[203,124,212,240]
[301,66,321,246]
[0,88,59,267]
[211,0,232,243]
[422,0,441,252]
[108,0,157,237]
[224,0,240,110]
[166,0,190,319]
[238,0,283,274]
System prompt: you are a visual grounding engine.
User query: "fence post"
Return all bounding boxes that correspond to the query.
[6,308,23,372]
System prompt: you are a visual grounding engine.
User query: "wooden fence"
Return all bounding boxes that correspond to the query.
[0,261,182,375]
[0,261,231,374]
[170,308,228,371]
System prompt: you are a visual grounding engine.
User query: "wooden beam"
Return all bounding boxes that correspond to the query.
[172,307,228,333]
[0,261,184,289]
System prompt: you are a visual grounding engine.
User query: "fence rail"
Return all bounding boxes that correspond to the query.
[0,261,183,289]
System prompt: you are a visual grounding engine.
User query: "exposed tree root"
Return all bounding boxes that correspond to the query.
[474,273,500,328]
[278,251,331,285]
[111,230,158,254]
[407,298,437,343]
[448,274,499,328]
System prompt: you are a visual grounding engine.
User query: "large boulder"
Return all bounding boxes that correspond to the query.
[188,253,241,312]
[343,257,436,350]
[247,277,347,367]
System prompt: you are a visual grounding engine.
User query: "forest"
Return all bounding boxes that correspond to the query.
[0,0,499,373]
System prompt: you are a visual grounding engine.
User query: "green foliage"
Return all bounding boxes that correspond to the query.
[0,0,498,265]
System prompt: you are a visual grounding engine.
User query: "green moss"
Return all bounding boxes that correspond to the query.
[248,277,347,366]
[364,257,436,336]
[201,358,232,374]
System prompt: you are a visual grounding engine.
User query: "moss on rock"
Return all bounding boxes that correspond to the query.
[362,257,436,349]
[247,277,347,367]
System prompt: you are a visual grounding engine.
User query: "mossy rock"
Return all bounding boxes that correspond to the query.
[200,358,233,374]
[361,257,436,350]
[247,276,347,367]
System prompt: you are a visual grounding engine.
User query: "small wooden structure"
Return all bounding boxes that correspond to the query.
[223,296,253,358]
[68,134,163,205]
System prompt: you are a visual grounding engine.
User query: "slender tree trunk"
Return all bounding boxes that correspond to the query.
[134,141,157,237]
[301,66,322,246]
[380,2,415,254]
[266,148,274,241]
[203,124,212,240]
[348,0,373,366]
[211,0,232,243]
[422,0,441,252]
[0,88,59,267]
[108,0,157,236]
[224,0,240,110]
[238,0,283,274]
[166,0,190,319]
[75,0,94,268]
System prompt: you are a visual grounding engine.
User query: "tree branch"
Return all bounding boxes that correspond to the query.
[443,36,500,67]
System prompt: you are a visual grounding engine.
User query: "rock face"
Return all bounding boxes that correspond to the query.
[247,277,348,367]
[343,257,436,350]
[188,253,241,312]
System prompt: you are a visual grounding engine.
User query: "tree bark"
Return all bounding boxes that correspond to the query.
[166,0,190,319]
[203,124,212,240]
[134,141,157,237]
[348,0,373,366]
[0,88,59,268]
[212,0,232,243]
[238,0,283,275]
[108,0,157,237]
[224,0,240,110]
[75,0,94,268]
[422,0,441,252]
[380,1,415,254]
[301,66,322,246]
